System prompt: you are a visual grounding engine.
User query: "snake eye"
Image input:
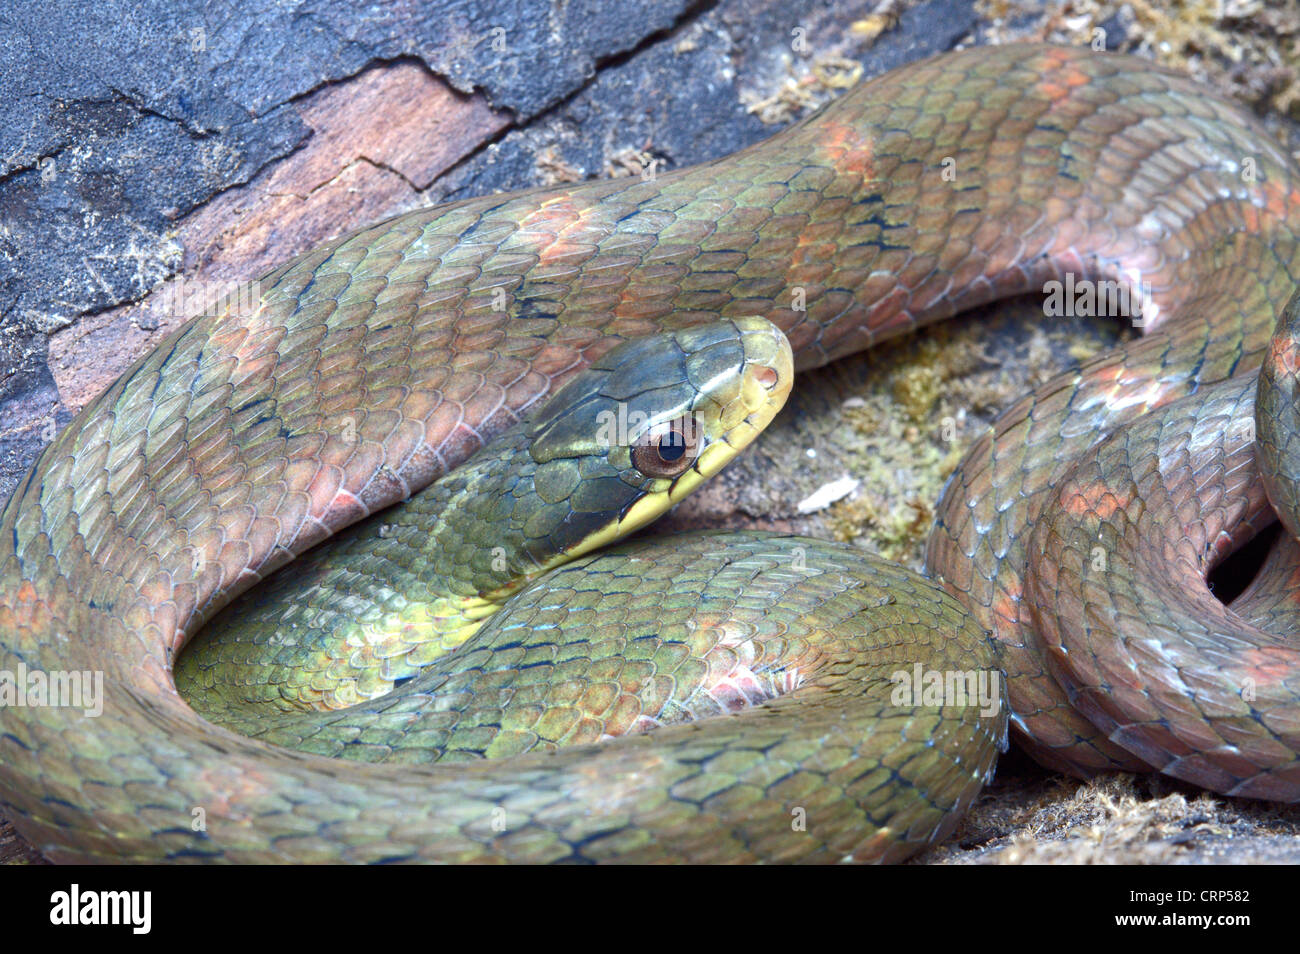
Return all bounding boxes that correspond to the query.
[631,417,701,478]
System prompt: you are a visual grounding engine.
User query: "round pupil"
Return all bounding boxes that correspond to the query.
[657,430,687,462]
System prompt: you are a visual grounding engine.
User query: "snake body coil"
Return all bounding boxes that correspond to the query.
[4,43,1300,862]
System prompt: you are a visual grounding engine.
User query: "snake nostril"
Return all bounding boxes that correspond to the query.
[754,366,779,390]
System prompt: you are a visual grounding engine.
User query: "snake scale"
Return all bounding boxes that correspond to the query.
[4,42,1300,862]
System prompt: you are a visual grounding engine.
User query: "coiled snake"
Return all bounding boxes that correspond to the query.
[3,42,1300,862]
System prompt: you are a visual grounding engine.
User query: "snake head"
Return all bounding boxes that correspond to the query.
[519,315,793,561]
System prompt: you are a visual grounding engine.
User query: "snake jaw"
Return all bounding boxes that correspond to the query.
[569,315,794,552]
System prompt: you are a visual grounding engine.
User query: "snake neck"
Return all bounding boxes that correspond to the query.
[175,423,582,715]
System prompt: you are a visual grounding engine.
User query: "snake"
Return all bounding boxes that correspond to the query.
[4,41,1300,863]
